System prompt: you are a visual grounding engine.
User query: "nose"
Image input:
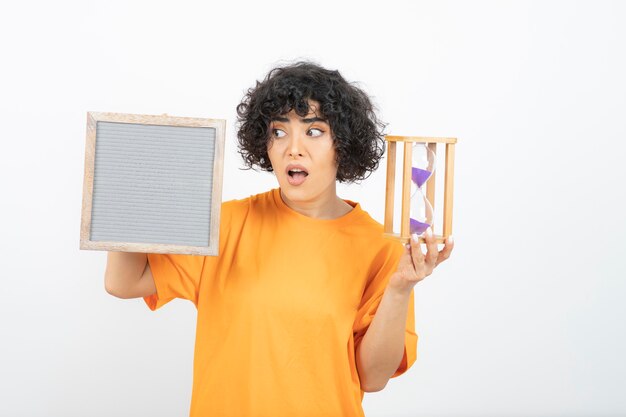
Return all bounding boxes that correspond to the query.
[287,131,304,157]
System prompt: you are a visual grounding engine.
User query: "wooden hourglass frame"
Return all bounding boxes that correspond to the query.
[384,136,457,244]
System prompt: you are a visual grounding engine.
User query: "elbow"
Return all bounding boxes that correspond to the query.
[104,281,120,298]
[356,348,390,392]
[104,276,130,299]
[360,378,388,393]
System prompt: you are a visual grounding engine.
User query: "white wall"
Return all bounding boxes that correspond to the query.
[1,1,625,416]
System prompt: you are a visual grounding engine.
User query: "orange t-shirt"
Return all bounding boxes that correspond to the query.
[144,188,417,417]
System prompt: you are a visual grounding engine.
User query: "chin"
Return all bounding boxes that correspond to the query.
[280,185,308,200]
[278,182,315,202]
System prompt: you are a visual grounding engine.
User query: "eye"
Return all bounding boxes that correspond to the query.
[272,128,286,138]
[307,128,324,137]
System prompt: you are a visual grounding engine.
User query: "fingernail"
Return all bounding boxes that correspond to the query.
[426,228,432,236]
[448,235,454,243]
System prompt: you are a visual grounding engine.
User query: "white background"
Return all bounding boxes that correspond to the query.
[1,1,625,416]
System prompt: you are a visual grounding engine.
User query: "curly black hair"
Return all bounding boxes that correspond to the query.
[236,61,386,183]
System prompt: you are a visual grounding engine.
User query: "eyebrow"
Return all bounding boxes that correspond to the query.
[270,116,327,124]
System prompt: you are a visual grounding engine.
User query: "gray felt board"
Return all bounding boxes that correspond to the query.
[90,121,216,247]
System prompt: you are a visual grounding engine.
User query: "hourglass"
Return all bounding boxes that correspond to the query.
[383,136,457,244]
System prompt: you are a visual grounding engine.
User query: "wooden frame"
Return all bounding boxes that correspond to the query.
[79,111,226,256]
[384,136,457,244]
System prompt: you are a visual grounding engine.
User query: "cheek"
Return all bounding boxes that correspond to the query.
[267,142,280,163]
[266,151,278,171]
[324,149,339,175]
[320,138,336,162]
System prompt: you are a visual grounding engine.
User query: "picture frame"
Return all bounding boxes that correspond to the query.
[79,111,226,256]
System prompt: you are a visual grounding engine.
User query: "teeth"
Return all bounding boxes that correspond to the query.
[291,169,303,173]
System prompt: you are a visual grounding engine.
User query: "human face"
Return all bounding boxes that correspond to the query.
[267,103,339,210]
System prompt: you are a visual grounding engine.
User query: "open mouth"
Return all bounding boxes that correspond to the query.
[286,166,309,186]
[288,168,309,178]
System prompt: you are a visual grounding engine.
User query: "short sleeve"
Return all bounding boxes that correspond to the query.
[142,199,240,311]
[143,253,205,311]
[353,242,418,378]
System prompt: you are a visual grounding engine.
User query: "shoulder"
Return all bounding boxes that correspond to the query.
[351,207,406,278]
[343,201,387,238]
[341,201,405,258]
[220,189,276,223]
[213,190,275,251]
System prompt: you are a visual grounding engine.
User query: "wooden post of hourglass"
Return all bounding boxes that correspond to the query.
[383,136,458,244]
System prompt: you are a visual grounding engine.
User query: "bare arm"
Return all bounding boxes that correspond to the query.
[104,252,156,299]
[356,286,410,392]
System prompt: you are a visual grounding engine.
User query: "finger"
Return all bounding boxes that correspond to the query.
[424,227,438,267]
[435,235,454,267]
[409,233,425,270]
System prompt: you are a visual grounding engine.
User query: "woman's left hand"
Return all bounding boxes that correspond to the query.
[387,228,454,295]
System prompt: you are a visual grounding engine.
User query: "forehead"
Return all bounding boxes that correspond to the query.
[280,99,324,117]
[271,102,327,123]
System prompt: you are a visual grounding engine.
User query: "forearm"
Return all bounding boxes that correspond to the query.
[356,283,411,392]
[104,252,148,296]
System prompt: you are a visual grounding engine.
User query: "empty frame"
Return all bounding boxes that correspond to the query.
[80,112,226,256]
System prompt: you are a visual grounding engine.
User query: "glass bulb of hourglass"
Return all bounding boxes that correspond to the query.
[411,143,435,187]
[410,182,433,236]
[409,143,436,237]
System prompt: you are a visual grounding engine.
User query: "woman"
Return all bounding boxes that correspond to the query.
[104,61,454,417]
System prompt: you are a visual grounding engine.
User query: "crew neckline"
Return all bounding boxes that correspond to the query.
[271,188,364,226]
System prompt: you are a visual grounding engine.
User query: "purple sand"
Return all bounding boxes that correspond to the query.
[410,218,431,235]
[412,167,432,188]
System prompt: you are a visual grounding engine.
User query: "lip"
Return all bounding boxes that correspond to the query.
[285,163,309,175]
[285,163,309,186]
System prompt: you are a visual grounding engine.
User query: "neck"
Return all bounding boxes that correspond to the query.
[279,186,353,220]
